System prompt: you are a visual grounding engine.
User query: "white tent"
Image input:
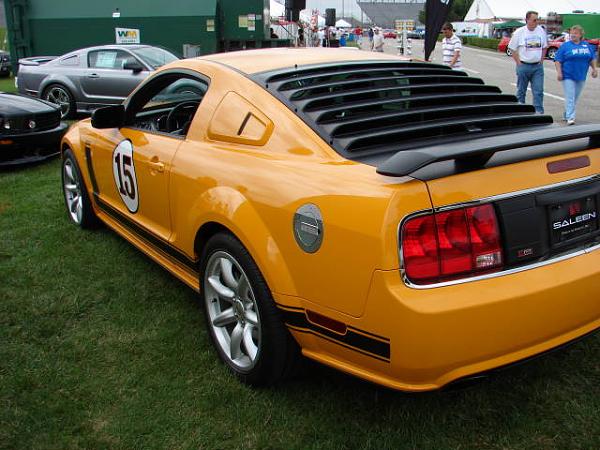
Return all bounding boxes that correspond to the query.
[335,19,352,28]
[466,0,600,21]
[270,0,325,27]
[270,0,285,19]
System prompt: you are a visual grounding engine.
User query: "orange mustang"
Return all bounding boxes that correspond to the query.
[61,48,600,391]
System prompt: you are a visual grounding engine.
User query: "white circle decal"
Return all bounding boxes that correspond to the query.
[112,140,139,213]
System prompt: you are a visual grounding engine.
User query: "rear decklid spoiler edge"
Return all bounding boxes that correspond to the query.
[18,56,58,66]
[377,124,600,177]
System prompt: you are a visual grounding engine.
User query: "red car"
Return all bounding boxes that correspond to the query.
[547,35,600,60]
[383,30,397,39]
[498,36,511,56]
[498,35,600,59]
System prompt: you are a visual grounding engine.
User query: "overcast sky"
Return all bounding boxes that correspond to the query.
[304,0,361,18]
[271,0,362,18]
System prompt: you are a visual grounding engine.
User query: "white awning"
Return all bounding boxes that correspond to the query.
[466,0,600,21]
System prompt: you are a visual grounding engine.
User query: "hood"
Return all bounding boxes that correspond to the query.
[0,92,60,116]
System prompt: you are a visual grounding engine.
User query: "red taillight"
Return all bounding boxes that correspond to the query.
[402,214,440,280]
[401,204,503,284]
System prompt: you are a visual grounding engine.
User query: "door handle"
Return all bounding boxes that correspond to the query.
[148,160,165,173]
[88,73,100,79]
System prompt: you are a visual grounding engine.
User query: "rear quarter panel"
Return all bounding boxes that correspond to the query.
[169,61,433,318]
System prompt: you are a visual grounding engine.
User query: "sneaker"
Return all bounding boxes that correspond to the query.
[567,119,575,125]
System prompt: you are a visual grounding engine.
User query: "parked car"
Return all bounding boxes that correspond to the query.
[0,50,11,77]
[61,48,600,392]
[16,45,179,119]
[383,29,397,39]
[407,27,425,39]
[498,36,512,56]
[0,92,68,167]
[547,35,600,60]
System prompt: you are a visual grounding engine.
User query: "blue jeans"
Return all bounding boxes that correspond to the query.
[562,79,585,121]
[516,63,544,113]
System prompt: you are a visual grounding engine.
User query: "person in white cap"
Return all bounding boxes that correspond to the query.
[372,27,385,52]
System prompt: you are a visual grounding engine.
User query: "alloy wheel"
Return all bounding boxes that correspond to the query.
[63,158,83,224]
[46,86,71,119]
[204,251,261,371]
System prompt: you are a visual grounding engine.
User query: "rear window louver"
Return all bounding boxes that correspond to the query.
[253,61,553,160]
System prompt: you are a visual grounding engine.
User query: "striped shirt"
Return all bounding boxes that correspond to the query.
[442,34,462,68]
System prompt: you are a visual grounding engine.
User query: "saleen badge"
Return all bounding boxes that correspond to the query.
[553,212,597,230]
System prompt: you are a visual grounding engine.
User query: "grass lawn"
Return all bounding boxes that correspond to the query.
[1,160,599,450]
[0,75,17,93]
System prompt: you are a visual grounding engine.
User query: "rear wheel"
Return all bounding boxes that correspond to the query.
[62,148,98,228]
[547,47,557,60]
[44,84,75,119]
[506,47,513,57]
[200,232,300,386]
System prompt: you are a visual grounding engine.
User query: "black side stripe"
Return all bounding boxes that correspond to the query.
[84,144,99,194]
[83,144,198,275]
[94,194,199,275]
[276,305,391,362]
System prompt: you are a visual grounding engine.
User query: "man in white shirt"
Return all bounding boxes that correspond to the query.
[441,22,462,69]
[508,11,548,113]
[372,27,384,52]
[317,28,325,47]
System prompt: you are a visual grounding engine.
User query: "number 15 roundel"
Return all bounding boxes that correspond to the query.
[112,140,139,213]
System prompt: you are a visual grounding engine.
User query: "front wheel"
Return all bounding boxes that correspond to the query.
[547,47,557,60]
[506,47,513,57]
[200,232,300,386]
[62,148,99,228]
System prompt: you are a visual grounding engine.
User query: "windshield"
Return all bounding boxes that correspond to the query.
[131,47,178,69]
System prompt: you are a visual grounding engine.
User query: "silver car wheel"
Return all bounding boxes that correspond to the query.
[204,251,261,371]
[63,158,83,224]
[45,86,72,119]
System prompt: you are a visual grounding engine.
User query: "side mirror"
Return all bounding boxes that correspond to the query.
[91,105,125,129]
[123,58,144,73]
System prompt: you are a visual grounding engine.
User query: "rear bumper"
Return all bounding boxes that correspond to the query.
[0,122,68,167]
[284,246,600,391]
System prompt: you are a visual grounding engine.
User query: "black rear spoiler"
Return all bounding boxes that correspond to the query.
[376,124,600,177]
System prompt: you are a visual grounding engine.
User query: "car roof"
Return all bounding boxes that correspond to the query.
[53,45,155,58]
[199,47,412,75]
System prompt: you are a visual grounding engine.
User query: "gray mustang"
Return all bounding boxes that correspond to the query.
[17,45,179,119]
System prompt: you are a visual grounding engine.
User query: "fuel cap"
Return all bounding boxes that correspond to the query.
[293,203,323,253]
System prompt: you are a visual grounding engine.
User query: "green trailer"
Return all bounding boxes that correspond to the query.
[3,0,288,70]
[562,13,600,39]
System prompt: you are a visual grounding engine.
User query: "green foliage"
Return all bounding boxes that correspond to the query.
[462,36,502,50]
[0,27,6,51]
[1,160,599,449]
[419,0,475,25]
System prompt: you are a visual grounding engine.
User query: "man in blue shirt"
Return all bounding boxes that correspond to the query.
[555,25,598,125]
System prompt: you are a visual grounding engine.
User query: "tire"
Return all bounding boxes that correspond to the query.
[44,84,76,119]
[61,148,99,228]
[200,232,300,386]
[506,47,513,57]
[547,47,557,60]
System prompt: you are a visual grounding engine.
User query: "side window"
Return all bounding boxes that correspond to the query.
[60,55,80,66]
[127,75,208,138]
[88,50,135,70]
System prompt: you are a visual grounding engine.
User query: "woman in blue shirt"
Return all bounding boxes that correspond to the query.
[555,25,598,125]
